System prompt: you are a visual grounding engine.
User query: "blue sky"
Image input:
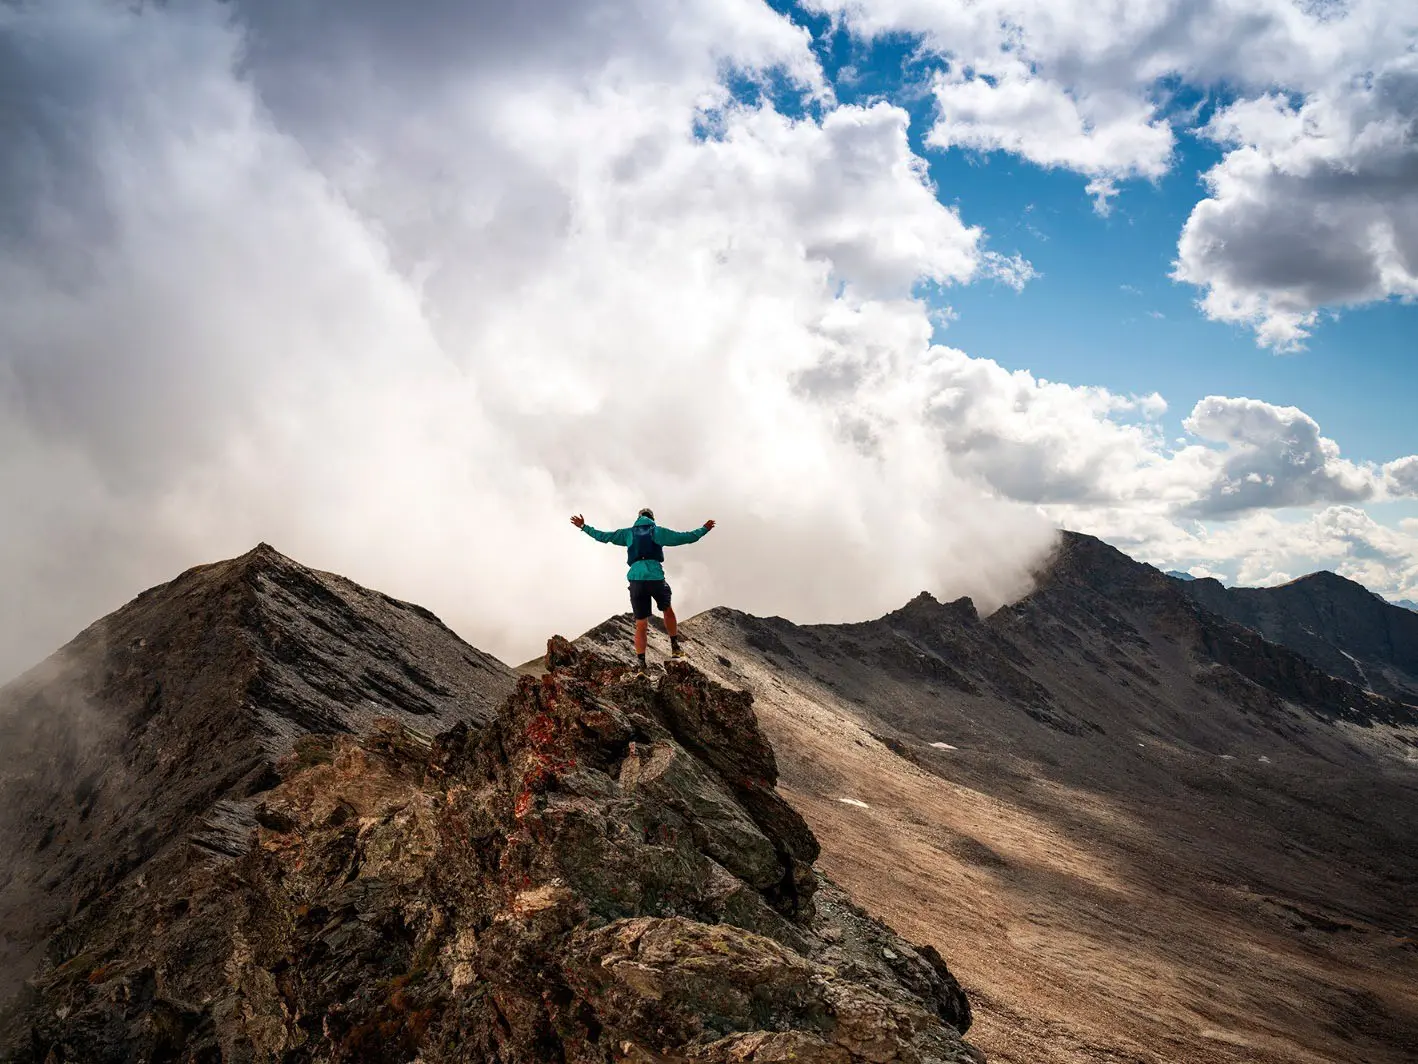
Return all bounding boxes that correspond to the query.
[768,1,1417,465]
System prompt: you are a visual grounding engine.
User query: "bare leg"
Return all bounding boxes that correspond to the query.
[634,619,649,655]
[663,607,678,637]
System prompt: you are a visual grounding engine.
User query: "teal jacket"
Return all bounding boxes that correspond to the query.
[581,514,709,581]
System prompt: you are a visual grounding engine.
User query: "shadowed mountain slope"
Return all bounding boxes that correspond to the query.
[1175,568,1418,705]
[0,544,515,1001]
[577,532,1418,1064]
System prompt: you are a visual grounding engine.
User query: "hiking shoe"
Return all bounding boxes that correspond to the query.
[670,637,685,658]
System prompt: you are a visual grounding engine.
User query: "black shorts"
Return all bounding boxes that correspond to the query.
[629,579,672,620]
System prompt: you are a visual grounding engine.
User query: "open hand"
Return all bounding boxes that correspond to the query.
[570,514,585,529]
[703,519,716,531]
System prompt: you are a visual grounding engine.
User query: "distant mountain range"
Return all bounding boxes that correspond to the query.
[1163,567,1418,704]
[1165,568,1418,613]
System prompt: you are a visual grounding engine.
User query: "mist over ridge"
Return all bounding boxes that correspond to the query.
[0,0,1059,681]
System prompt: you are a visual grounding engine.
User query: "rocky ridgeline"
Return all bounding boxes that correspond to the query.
[4,638,979,1064]
[1178,569,1418,705]
[0,544,515,1002]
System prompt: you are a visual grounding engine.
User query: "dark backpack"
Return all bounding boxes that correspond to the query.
[627,524,664,566]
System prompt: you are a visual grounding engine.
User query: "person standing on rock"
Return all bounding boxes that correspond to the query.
[571,508,714,673]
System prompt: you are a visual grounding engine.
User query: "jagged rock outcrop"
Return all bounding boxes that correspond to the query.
[1175,569,1418,704]
[0,544,515,1000]
[2,638,979,1064]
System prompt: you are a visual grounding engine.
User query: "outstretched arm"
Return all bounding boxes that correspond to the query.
[653,519,715,547]
[571,515,632,546]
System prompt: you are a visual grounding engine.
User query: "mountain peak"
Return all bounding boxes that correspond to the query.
[171,539,297,587]
[0,546,516,1000]
[235,539,292,570]
[1270,569,1403,609]
[1175,563,1418,704]
[887,590,980,627]
[1280,569,1362,590]
[1037,531,1178,608]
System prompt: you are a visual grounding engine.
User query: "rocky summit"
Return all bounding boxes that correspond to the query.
[0,549,981,1063]
[0,544,515,1005]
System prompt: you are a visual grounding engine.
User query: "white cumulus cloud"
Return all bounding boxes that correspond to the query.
[0,0,1050,680]
[1180,396,1378,515]
[927,61,1174,214]
[810,0,1418,342]
[1175,68,1418,348]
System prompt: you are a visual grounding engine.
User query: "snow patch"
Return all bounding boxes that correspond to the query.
[930,742,957,750]
[838,797,870,808]
[1339,649,1372,691]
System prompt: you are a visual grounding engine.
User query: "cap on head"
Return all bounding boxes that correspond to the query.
[638,507,655,520]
